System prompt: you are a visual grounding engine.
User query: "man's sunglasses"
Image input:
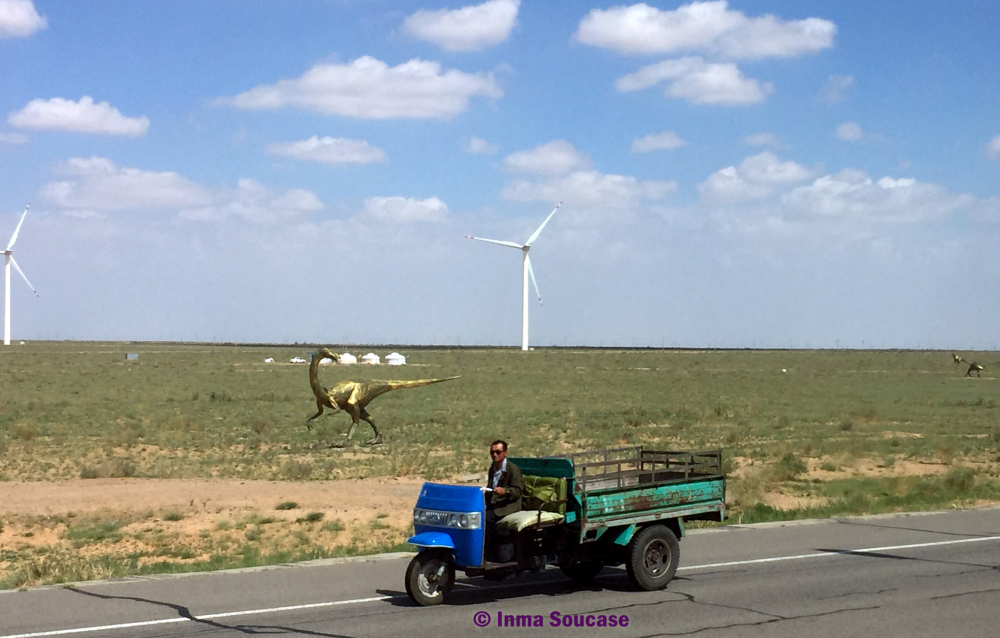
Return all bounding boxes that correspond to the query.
[490,449,504,456]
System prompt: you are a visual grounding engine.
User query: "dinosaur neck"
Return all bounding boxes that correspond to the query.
[309,354,326,398]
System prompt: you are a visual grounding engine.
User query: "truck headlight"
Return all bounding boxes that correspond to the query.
[412,508,482,530]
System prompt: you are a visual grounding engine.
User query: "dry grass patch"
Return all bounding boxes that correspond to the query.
[0,477,421,588]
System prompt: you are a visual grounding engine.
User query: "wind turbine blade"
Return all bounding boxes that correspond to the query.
[526,254,541,305]
[524,202,561,246]
[465,236,524,249]
[9,256,38,296]
[6,204,29,251]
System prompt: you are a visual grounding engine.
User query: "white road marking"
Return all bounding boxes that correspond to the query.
[677,534,1000,572]
[0,619,189,638]
[0,596,394,638]
[4,534,1000,638]
[198,596,393,619]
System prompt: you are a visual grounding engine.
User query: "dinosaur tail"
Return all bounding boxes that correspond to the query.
[375,376,461,392]
[356,376,460,401]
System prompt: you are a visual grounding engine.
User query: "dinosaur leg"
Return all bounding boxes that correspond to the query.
[305,402,324,430]
[330,403,362,448]
[360,408,382,445]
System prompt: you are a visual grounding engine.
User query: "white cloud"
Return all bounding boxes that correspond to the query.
[617,56,772,105]
[467,136,498,155]
[270,189,324,212]
[781,169,974,223]
[699,166,771,203]
[8,97,149,136]
[0,132,28,144]
[0,0,46,38]
[41,157,210,211]
[836,121,863,141]
[575,1,835,60]
[362,196,449,222]
[266,136,387,165]
[502,140,675,210]
[404,0,519,52]
[743,132,782,148]
[39,157,322,224]
[632,130,686,152]
[699,151,810,203]
[504,140,591,175]
[819,74,854,103]
[987,135,1000,160]
[738,151,812,185]
[182,179,324,224]
[217,56,502,120]
[697,156,986,235]
[503,170,676,209]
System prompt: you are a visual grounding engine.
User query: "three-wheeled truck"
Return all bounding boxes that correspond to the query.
[405,446,725,605]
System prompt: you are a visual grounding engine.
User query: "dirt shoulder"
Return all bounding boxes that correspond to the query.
[0,477,430,589]
[0,477,424,521]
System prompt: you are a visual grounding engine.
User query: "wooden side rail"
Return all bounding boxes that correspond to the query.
[565,447,722,495]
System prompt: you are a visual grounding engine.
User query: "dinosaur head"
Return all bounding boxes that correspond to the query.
[317,347,340,363]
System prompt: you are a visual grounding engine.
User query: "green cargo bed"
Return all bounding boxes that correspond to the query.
[562,447,726,532]
[510,446,726,541]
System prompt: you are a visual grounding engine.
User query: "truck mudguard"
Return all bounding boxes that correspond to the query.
[406,531,456,549]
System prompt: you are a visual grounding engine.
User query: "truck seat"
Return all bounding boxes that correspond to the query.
[497,475,567,532]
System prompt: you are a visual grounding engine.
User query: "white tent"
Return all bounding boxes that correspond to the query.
[339,352,357,364]
[386,352,406,365]
[361,352,381,365]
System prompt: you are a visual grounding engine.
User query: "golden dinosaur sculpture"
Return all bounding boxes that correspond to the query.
[306,347,460,446]
[966,362,984,377]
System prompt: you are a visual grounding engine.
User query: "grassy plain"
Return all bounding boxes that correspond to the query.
[1,342,998,587]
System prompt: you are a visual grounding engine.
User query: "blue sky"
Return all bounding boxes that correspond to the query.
[1,0,998,348]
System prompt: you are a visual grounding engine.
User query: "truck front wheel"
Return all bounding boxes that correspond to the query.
[405,549,455,606]
[625,525,679,591]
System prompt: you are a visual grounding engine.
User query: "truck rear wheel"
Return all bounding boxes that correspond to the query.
[625,525,679,591]
[405,549,454,606]
[560,560,604,581]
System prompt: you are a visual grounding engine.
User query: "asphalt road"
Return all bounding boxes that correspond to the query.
[2,507,998,638]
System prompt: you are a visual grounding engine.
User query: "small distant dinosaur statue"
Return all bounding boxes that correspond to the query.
[966,362,984,377]
[306,347,460,446]
[952,353,967,365]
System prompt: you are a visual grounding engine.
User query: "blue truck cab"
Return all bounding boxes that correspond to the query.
[409,483,486,568]
[404,446,725,606]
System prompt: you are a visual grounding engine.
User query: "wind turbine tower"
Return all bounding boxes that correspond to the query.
[467,203,561,351]
[3,205,39,346]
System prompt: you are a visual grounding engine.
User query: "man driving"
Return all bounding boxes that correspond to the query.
[485,439,523,560]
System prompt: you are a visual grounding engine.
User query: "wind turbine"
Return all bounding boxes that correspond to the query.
[467,203,561,351]
[3,204,38,346]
